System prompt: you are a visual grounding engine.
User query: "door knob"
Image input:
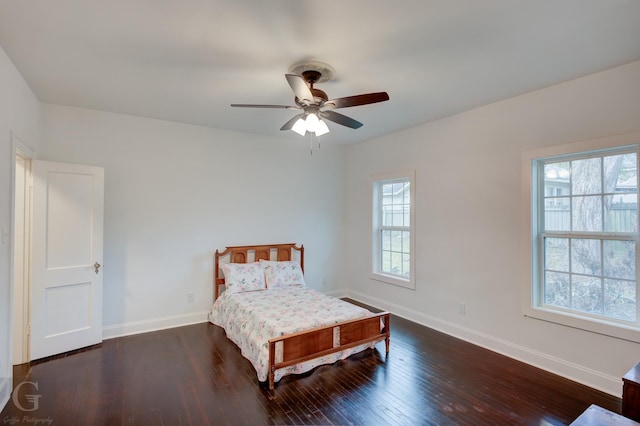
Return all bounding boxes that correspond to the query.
[94,262,101,274]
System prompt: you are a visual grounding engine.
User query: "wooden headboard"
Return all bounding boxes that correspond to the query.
[214,243,304,300]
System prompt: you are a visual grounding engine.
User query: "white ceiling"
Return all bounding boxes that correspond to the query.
[1,1,639,145]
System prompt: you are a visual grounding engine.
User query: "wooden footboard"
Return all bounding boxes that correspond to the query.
[267,312,390,390]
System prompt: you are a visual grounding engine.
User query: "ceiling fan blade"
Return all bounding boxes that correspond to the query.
[280,113,305,131]
[324,92,389,109]
[231,104,299,109]
[320,110,363,129]
[285,74,314,104]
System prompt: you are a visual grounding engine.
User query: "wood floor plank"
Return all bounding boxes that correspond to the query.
[1,302,623,425]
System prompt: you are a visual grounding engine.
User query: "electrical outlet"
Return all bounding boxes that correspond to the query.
[187,292,195,303]
[459,303,466,315]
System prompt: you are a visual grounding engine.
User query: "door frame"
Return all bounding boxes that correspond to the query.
[10,131,35,365]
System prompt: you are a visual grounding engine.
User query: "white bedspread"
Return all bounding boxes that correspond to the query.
[209,285,376,383]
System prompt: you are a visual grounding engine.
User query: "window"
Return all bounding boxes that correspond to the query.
[525,137,640,341]
[371,170,415,289]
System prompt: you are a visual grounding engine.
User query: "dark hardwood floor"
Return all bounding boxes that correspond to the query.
[2,301,622,425]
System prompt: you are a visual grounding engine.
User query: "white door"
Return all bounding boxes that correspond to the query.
[30,160,104,360]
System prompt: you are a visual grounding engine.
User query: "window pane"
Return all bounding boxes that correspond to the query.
[545,237,569,272]
[402,231,410,253]
[572,196,602,232]
[572,158,601,195]
[603,240,635,280]
[393,183,404,205]
[392,212,404,227]
[604,153,637,194]
[544,162,571,232]
[605,194,638,232]
[390,230,402,251]
[382,183,393,205]
[544,197,570,231]
[604,279,636,321]
[402,254,410,277]
[382,209,393,226]
[544,162,570,194]
[391,251,402,275]
[381,230,391,251]
[571,238,601,276]
[381,251,391,274]
[545,271,570,308]
[571,275,603,315]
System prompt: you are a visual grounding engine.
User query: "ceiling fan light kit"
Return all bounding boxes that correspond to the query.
[230,61,389,139]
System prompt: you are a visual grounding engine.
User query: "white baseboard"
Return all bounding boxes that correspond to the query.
[103,290,347,341]
[347,290,622,397]
[103,310,209,340]
[0,376,11,414]
[322,288,348,298]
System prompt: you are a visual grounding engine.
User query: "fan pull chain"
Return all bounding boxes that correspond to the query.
[308,133,322,155]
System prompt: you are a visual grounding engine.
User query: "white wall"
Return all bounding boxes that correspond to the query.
[0,45,39,410]
[38,105,346,337]
[344,60,640,396]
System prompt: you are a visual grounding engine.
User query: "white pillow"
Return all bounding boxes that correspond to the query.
[260,260,306,288]
[220,262,266,294]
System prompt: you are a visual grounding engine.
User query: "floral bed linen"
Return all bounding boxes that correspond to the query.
[209,285,377,383]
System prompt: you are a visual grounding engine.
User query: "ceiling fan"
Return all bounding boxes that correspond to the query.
[231,61,389,137]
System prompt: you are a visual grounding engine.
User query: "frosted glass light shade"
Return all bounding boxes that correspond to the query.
[315,119,330,136]
[305,113,319,132]
[292,118,307,136]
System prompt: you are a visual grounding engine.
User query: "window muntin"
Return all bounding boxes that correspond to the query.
[372,171,415,288]
[537,150,638,325]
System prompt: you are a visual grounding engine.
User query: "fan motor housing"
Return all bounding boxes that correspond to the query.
[295,88,328,106]
[311,88,328,102]
[301,70,328,104]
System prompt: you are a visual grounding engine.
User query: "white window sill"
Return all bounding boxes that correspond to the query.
[370,272,415,290]
[523,305,640,343]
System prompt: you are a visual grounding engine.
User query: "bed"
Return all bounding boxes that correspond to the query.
[208,243,390,390]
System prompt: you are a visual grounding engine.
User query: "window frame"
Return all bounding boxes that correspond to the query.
[371,170,416,289]
[522,132,640,342]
